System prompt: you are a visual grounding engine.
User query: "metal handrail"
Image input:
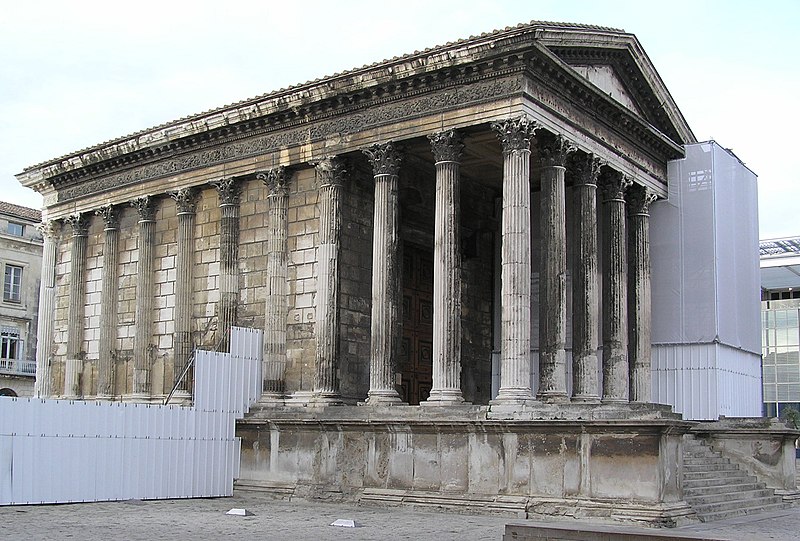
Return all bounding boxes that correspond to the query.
[164,352,195,405]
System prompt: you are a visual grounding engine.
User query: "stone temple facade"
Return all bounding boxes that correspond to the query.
[17,21,798,524]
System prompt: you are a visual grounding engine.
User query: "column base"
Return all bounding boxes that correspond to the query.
[286,391,315,406]
[124,393,152,404]
[571,394,601,404]
[310,392,343,406]
[490,388,536,407]
[257,392,286,406]
[601,397,629,405]
[365,389,403,405]
[167,390,192,406]
[536,390,569,403]
[94,394,115,402]
[422,390,465,406]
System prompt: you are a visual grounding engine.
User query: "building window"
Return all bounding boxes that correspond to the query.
[0,328,20,360]
[7,222,23,236]
[3,265,22,303]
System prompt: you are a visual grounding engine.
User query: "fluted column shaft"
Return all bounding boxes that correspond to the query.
[171,188,199,395]
[96,206,119,399]
[33,221,59,398]
[131,197,156,398]
[426,130,464,404]
[537,133,572,401]
[363,142,403,404]
[628,185,656,403]
[571,154,602,402]
[313,158,345,401]
[492,116,537,403]
[213,179,241,352]
[260,168,290,398]
[600,171,632,402]
[64,214,88,399]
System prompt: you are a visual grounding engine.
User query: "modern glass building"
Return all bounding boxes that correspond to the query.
[760,237,800,417]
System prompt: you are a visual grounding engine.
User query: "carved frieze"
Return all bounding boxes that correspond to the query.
[363,142,402,177]
[428,129,464,163]
[492,115,537,153]
[55,77,523,203]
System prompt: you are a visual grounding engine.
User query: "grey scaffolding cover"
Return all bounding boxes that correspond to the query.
[650,141,761,355]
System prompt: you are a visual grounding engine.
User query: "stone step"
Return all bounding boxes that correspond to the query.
[683,456,730,466]
[683,462,738,472]
[685,488,775,505]
[684,481,764,496]
[690,494,785,515]
[683,470,752,482]
[684,448,724,458]
[695,501,792,523]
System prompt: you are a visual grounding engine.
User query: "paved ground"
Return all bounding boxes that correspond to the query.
[1,491,799,540]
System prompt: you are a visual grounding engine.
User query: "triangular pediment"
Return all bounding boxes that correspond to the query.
[570,64,643,116]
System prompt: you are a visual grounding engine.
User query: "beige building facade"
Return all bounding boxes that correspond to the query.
[0,201,42,397]
[16,22,798,524]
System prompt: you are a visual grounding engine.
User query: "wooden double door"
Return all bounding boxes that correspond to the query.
[398,244,434,405]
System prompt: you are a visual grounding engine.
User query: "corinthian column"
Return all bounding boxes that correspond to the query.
[537,131,573,402]
[627,184,657,403]
[491,116,537,404]
[424,129,465,405]
[95,205,119,399]
[312,157,345,403]
[570,153,602,402]
[600,170,632,402]
[259,167,290,402]
[130,196,156,400]
[33,220,60,398]
[212,178,241,352]
[170,188,199,399]
[64,213,88,399]
[363,142,403,404]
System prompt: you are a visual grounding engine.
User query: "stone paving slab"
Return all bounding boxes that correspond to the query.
[1,492,798,541]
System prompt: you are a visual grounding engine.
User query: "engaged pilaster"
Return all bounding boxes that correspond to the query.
[537,131,573,402]
[363,142,403,404]
[212,178,242,352]
[96,205,119,399]
[131,196,156,400]
[312,157,345,404]
[259,167,290,402]
[424,129,465,405]
[599,170,632,402]
[170,188,199,399]
[570,152,602,402]
[627,184,657,403]
[33,220,60,398]
[491,116,537,404]
[64,213,89,399]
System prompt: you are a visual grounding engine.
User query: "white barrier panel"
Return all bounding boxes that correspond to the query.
[0,327,262,505]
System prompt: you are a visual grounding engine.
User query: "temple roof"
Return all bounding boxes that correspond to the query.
[17,20,694,189]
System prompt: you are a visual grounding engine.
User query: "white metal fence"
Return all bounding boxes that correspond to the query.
[0,327,262,505]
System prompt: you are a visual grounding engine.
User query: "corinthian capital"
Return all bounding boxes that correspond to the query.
[65,213,89,237]
[626,184,658,216]
[211,178,242,206]
[95,205,118,229]
[491,115,537,153]
[257,166,290,196]
[36,220,60,240]
[569,152,603,186]
[537,131,575,168]
[131,196,156,221]
[363,142,402,176]
[599,170,633,202]
[314,157,347,188]
[428,129,464,163]
[169,187,200,214]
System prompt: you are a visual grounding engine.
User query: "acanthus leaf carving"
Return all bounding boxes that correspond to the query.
[491,115,538,153]
[363,142,402,177]
[428,129,464,163]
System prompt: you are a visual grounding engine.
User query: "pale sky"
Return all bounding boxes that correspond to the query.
[1,0,797,239]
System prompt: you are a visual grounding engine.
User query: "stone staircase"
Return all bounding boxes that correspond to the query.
[683,436,790,522]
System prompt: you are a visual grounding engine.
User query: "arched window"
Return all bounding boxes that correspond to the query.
[0,388,18,397]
